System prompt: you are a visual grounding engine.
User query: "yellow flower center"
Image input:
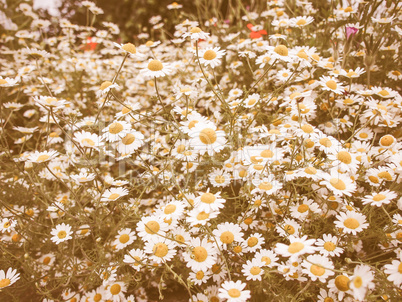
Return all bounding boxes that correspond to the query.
[0,279,11,288]
[203,50,217,60]
[148,60,163,71]
[258,182,273,191]
[108,193,120,200]
[93,294,102,302]
[373,194,386,202]
[310,264,325,276]
[145,221,160,234]
[261,256,271,265]
[214,175,225,184]
[220,231,234,244]
[337,151,352,164]
[261,149,273,158]
[326,80,337,90]
[274,45,288,56]
[324,241,336,251]
[192,246,208,262]
[196,271,204,280]
[233,245,242,253]
[398,262,402,274]
[228,289,241,298]
[121,133,136,145]
[296,19,307,26]
[353,276,363,288]
[298,204,309,213]
[190,27,202,33]
[57,231,67,239]
[335,275,350,291]
[122,43,136,54]
[82,138,95,146]
[0,79,8,85]
[196,211,209,220]
[199,128,217,144]
[319,138,332,147]
[108,122,124,134]
[153,243,169,257]
[378,171,392,180]
[100,81,113,91]
[330,178,346,191]
[288,242,304,254]
[247,236,258,247]
[343,218,359,229]
[304,167,317,175]
[37,154,50,162]
[119,234,130,244]
[344,6,353,12]
[250,266,261,275]
[284,224,295,234]
[43,256,51,265]
[164,204,176,214]
[301,124,313,133]
[380,135,394,146]
[175,235,185,243]
[378,90,389,96]
[200,192,216,204]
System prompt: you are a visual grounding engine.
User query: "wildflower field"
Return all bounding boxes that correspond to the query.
[1,0,402,301]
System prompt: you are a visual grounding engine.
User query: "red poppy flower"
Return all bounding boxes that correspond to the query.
[81,37,98,51]
[247,23,267,39]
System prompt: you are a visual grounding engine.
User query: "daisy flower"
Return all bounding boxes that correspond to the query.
[144,237,177,264]
[289,16,314,28]
[275,235,317,260]
[350,265,375,301]
[315,234,344,257]
[251,177,282,195]
[136,215,169,241]
[104,281,127,302]
[320,171,356,196]
[189,122,226,156]
[184,237,218,271]
[246,232,265,253]
[28,150,59,163]
[254,249,278,268]
[328,274,353,301]
[241,258,265,281]
[34,95,67,108]
[194,190,226,213]
[0,218,17,233]
[96,81,119,97]
[182,26,210,40]
[140,59,172,78]
[116,131,144,154]
[0,268,20,289]
[198,47,226,68]
[334,211,369,235]
[50,223,73,244]
[317,289,338,302]
[218,280,251,302]
[383,254,402,287]
[187,208,219,226]
[101,187,129,202]
[302,254,335,282]
[123,248,146,271]
[212,222,244,249]
[102,120,131,142]
[71,171,96,184]
[243,93,260,108]
[255,53,274,68]
[361,190,397,207]
[113,228,136,250]
[268,44,293,62]
[74,130,101,149]
[276,218,300,237]
[208,169,231,188]
[318,76,345,94]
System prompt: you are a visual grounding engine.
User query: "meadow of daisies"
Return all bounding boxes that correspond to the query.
[1,0,402,301]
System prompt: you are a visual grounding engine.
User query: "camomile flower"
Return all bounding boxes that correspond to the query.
[0,76,19,87]
[189,270,212,285]
[318,76,345,94]
[28,150,59,163]
[361,190,397,207]
[104,281,127,302]
[317,289,338,302]
[276,218,300,237]
[315,234,344,257]
[113,228,136,250]
[334,211,369,235]
[116,131,144,154]
[140,59,172,78]
[302,254,335,282]
[268,44,294,62]
[74,131,101,149]
[0,268,20,289]
[96,81,119,97]
[71,171,96,184]
[194,190,226,213]
[289,199,320,220]
[0,218,17,233]
[218,280,251,302]
[198,47,226,68]
[254,249,278,268]
[123,248,146,271]
[50,223,73,244]
[212,222,244,249]
[383,254,402,287]
[144,237,177,264]
[340,67,365,79]
[350,265,375,301]
[101,187,129,202]
[289,16,314,28]
[102,120,131,142]
[251,176,282,195]
[320,171,356,196]
[189,122,226,156]
[182,26,210,40]
[241,258,265,281]
[275,235,317,260]
[136,215,169,241]
[187,208,219,226]
[246,232,265,253]
[328,274,353,301]
[208,169,231,188]
[113,42,144,58]
[243,93,261,108]
[255,53,274,68]
[327,149,359,173]
[184,237,218,271]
